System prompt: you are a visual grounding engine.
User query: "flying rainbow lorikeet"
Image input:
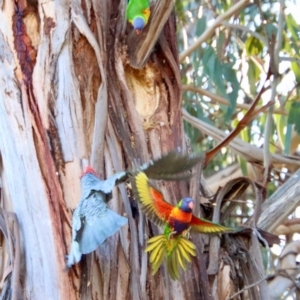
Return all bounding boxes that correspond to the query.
[130,172,234,279]
[126,0,150,34]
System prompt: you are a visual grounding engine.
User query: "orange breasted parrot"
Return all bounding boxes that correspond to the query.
[126,0,150,34]
[132,172,232,235]
[130,171,234,279]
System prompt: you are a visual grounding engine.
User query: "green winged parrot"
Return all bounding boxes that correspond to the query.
[130,171,235,279]
[126,0,150,34]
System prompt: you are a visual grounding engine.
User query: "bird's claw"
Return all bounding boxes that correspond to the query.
[183,228,191,239]
[168,231,177,239]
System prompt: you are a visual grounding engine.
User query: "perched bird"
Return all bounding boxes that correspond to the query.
[126,0,150,34]
[67,152,202,268]
[130,171,234,279]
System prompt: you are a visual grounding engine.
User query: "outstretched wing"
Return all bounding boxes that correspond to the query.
[81,170,127,198]
[190,215,234,234]
[131,172,174,226]
[80,151,202,204]
[141,151,203,181]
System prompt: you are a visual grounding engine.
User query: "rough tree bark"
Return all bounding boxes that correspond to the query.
[0,0,212,299]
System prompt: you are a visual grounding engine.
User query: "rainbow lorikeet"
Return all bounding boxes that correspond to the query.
[130,172,234,279]
[126,0,150,34]
[67,152,202,268]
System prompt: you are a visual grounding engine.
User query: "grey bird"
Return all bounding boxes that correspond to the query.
[66,168,127,268]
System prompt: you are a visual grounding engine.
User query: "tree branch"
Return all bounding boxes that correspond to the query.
[227,276,269,300]
[179,0,251,62]
[221,21,267,45]
[275,218,300,235]
[205,78,272,165]
[263,0,285,184]
[258,169,300,232]
[182,85,288,115]
[182,108,300,167]
[268,241,300,299]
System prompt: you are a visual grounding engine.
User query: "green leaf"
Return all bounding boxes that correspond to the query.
[274,114,286,150]
[286,14,300,42]
[284,123,292,155]
[216,32,225,58]
[202,47,226,95]
[214,60,227,95]
[202,46,239,120]
[245,36,264,56]
[222,64,239,120]
[240,121,249,143]
[202,46,216,78]
[287,102,300,135]
[239,157,248,176]
[247,60,261,95]
[196,16,206,36]
[291,61,300,83]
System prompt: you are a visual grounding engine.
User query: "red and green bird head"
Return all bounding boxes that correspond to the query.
[130,171,235,279]
[126,0,150,34]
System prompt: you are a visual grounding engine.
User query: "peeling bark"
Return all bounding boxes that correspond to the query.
[0,0,191,298]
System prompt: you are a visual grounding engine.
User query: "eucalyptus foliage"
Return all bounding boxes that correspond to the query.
[178,0,300,177]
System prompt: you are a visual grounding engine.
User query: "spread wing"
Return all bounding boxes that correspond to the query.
[81,171,127,197]
[190,215,234,234]
[141,151,203,181]
[130,172,174,226]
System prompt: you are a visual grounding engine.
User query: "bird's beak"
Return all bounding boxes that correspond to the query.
[188,201,194,209]
[135,29,141,35]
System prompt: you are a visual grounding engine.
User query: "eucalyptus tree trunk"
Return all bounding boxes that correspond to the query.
[0,0,210,299]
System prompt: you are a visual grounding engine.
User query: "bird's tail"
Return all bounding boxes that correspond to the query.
[66,210,127,268]
[79,209,127,255]
[66,241,82,269]
[145,234,196,280]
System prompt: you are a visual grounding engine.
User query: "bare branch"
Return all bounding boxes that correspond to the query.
[179,0,251,62]
[258,169,300,232]
[275,218,300,235]
[182,108,300,167]
[204,72,273,165]
[268,241,300,299]
[221,21,268,45]
[227,276,269,300]
[182,85,288,115]
[263,0,285,184]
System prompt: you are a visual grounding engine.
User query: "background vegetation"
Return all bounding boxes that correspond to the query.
[178,0,300,298]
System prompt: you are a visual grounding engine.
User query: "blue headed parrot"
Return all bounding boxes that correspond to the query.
[126,0,150,34]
